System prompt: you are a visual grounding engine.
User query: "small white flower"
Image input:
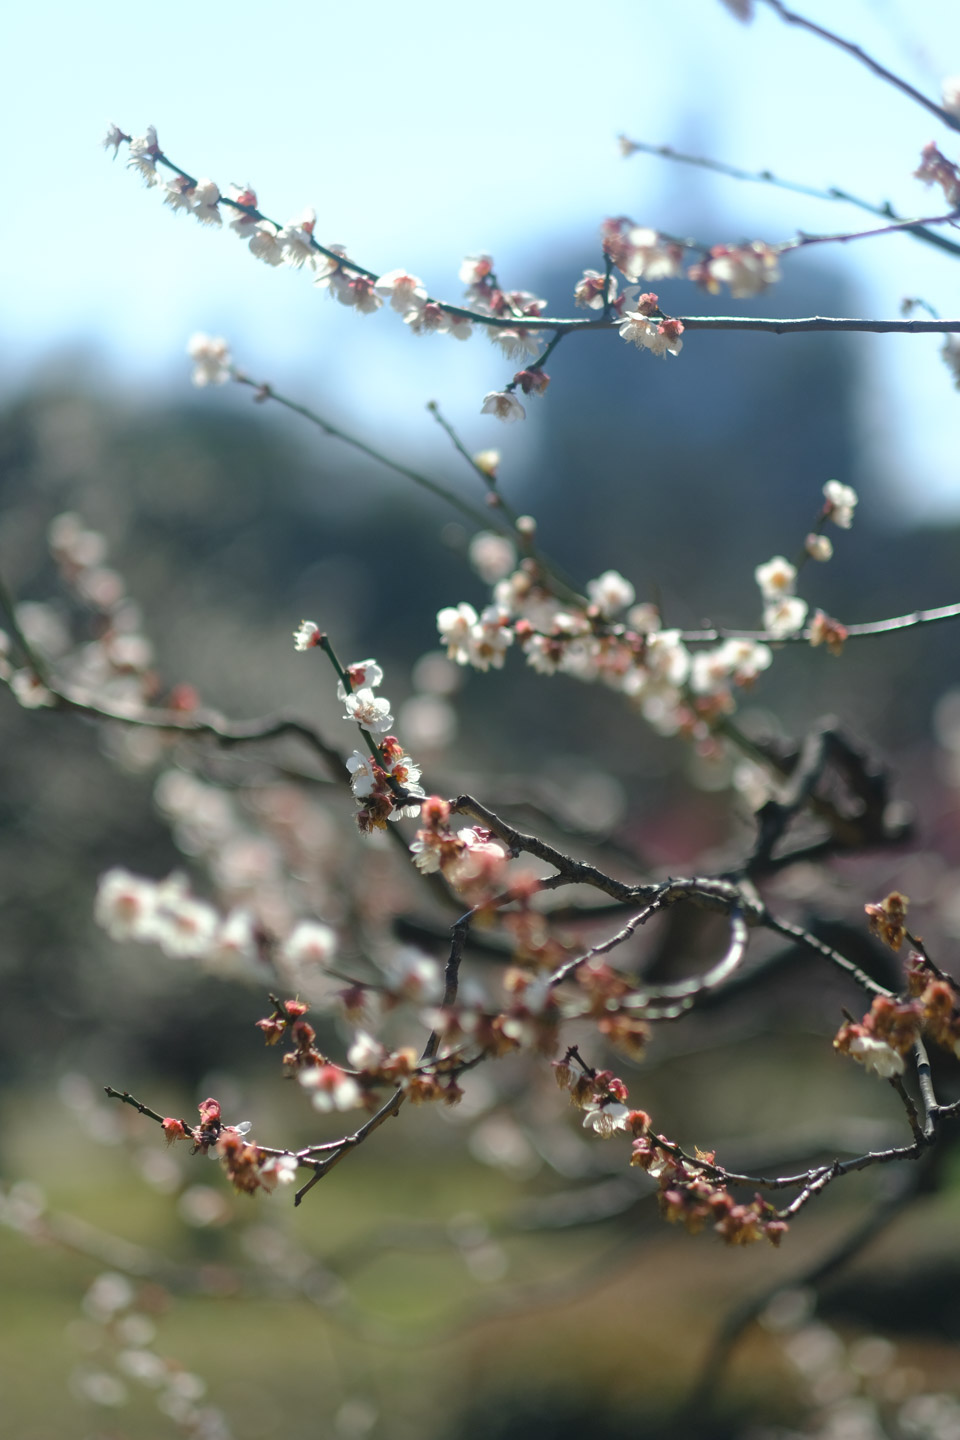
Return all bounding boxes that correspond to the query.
[155,892,220,959]
[706,242,780,298]
[623,227,684,281]
[343,687,394,733]
[212,909,260,974]
[754,556,797,603]
[385,948,443,1003]
[582,1102,632,1137]
[278,208,317,268]
[763,596,809,638]
[293,619,321,651]
[460,254,494,287]
[186,333,231,387]
[468,532,517,584]
[805,533,833,562]
[260,1153,299,1189]
[823,480,858,529]
[248,221,284,266]
[191,179,222,226]
[282,920,337,969]
[437,603,479,664]
[574,269,617,310]
[347,1031,387,1070]
[95,868,159,943]
[346,750,377,799]
[587,569,636,618]
[489,327,542,362]
[480,391,525,424]
[127,126,160,186]
[848,1034,904,1078]
[299,1065,363,1112]
[102,123,128,158]
[374,268,428,313]
[336,659,383,698]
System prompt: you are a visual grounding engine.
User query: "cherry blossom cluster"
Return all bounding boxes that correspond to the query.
[601,217,782,298]
[409,796,510,895]
[0,511,159,715]
[94,867,346,991]
[256,996,464,1110]
[833,995,924,1079]
[294,624,426,829]
[437,562,771,743]
[62,1263,232,1432]
[834,894,960,1076]
[630,1134,788,1246]
[161,1095,298,1196]
[553,1048,788,1246]
[754,479,858,637]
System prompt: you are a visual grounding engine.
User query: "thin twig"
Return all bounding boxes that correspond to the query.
[760,0,960,135]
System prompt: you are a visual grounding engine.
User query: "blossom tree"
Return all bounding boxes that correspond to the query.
[5,2,960,1433]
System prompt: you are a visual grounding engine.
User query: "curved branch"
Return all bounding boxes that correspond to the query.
[760,0,960,135]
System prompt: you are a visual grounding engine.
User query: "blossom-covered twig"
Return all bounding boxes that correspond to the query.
[619,135,960,260]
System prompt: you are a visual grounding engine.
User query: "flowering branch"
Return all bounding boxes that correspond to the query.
[618,135,960,261]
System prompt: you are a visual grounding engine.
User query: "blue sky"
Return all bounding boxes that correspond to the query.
[4,0,960,516]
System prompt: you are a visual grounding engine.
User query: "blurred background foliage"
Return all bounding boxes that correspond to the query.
[2,236,960,1438]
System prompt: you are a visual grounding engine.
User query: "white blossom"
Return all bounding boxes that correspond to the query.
[95,869,159,943]
[459,254,494,287]
[438,603,479,664]
[248,222,285,266]
[374,268,428,313]
[293,619,321,651]
[574,269,617,310]
[582,1102,632,1137]
[278,208,317,267]
[848,1034,904,1078]
[805,533,833,562]
[153,889,220,959]
[764,595,809,638]
[468,532,517,584]
[127,126,160,186]
[346,750,377,799]
[103,123,128,158]
[618,312,682,357]
[622,227,683,281]
[480,391,525,424]
[347,1031,387,1071]
[754,556,797,603]
[259,1154,299,1189]
[823,480,858,529]
[488,327,542,362]
[191,179,222,226]
[707,243,781,298]
[186,334,231,387]
[343,687,393,733]
[282,920,337,969]
[299,1066,363,1112]
[587,569,636,617]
